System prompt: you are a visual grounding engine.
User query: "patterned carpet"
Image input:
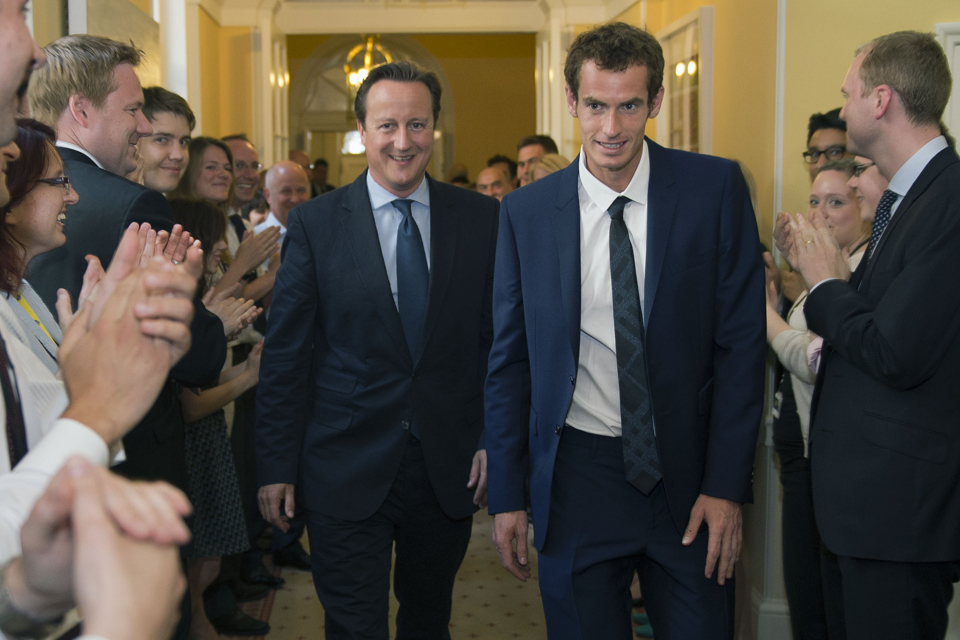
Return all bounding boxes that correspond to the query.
[230,512,548,639]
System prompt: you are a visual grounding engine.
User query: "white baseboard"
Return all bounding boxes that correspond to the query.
[753,589,791,640]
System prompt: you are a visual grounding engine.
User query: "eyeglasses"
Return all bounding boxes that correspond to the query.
[34,176,71,194]
[852,162,876,177]
[802,145,847,164]
[234,161,262,171]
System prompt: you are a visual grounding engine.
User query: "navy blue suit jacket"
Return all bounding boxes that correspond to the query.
[256,172,499,521]
[485,140,765,547]
[807,146,960,562]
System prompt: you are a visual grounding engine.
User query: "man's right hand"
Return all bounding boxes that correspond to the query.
[258,483,296,533]
[492,511,531,582]
[235,227,281,272]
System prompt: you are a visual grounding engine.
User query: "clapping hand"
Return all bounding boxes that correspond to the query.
[785,210,851,289]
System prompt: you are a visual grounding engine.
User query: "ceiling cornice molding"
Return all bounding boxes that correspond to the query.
[273,0,548,33]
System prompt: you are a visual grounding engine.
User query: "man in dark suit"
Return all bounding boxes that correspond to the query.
[485,23,765,639]
[775,31,960,640]
[25,35,226,491]
[256,61,498,639]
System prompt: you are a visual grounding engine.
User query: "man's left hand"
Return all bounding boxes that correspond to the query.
[681,494,742,585]
[467,449,487,508]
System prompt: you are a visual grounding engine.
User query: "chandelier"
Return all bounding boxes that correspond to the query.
[344,36,393,96]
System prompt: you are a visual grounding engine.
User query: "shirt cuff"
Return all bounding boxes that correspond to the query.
[809,277,841,294]
[14,419,110,476]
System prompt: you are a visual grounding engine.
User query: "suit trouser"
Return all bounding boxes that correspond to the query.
[305,437,473,640]
[537,427,734,640]
[820,546,960,640]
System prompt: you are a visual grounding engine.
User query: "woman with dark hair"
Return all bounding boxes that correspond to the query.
[171,138,278,301]
[0,119,78,373]
[167,197,263,640]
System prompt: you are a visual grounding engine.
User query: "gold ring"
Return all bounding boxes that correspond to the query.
[804,240,814,245]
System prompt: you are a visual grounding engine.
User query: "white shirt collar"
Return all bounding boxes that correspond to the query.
[366,171,430,210]
[888,135,949,198]
[54,141,105,170]
[577,139,650,211]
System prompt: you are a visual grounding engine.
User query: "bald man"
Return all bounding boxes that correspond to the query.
[254,160,310,241]
[476,166,513,201]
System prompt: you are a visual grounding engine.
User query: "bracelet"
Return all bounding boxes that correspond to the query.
[0,561,65,639]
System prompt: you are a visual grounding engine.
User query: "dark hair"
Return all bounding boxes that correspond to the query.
[0,119,59,293]
[168,198,226,275]
[564,22,664,103]
[354,61,442,126]
[142,86,196,131]
[312,158,328,168]
[487,154,517,180]
[169,137,234,213]
[807,108,846,145]
[222,133,250,142]
[857,31,952,127]
[517,134,558,154]
[817,158,857,179]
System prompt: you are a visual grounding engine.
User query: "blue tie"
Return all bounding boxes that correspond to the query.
[608,196,661,494]
[867,189,898,262]
[393,199,429,356]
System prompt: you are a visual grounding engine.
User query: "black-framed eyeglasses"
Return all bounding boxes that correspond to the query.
[34,176,71,194]
[802,145,847,164]
[852,162,876,177]
[234,161,262,171]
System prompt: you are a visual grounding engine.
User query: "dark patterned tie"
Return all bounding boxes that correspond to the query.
[0,337,27,467]
[608,196,661,494]
[867,189,898,261]
[393,199,429,356]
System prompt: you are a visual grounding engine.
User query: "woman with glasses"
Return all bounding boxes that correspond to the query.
[0,120,78,373]
[766,159,872,640]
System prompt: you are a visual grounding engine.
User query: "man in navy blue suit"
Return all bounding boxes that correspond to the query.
[485,22,765,639]
[256,62,498,639]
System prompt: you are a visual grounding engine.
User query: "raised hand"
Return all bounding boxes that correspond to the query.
[234,226,281,273]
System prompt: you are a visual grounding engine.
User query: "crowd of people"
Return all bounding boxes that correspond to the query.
[0,3,958,640]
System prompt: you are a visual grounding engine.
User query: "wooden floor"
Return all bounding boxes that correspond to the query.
[231,512,549,639]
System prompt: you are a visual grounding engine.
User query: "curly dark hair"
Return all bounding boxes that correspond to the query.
[564,22,664,104]
[0,119,59,293]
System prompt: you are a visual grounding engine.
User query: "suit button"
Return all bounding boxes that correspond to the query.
[570,375,575,385]
[401,421,410,430]
[555,424,562,435]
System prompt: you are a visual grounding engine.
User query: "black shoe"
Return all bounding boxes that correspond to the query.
[272,543,311,571]
[231,579,269,603]
[210,609,270,636]
[241,564,285,589]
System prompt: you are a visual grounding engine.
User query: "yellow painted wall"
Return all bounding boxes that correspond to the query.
[30,0,63,47]
[198,7,222,136]
[197,7,253,139]
[286,33,535,181]
[127,0,151,18]
[782,0,959,226]
[219,26,253,137]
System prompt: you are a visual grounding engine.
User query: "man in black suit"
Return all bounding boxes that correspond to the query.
[257,61,497,639]
[776,31,960,640]
[25,35,226,491]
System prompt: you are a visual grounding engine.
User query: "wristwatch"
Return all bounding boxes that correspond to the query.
[0,561,64,639]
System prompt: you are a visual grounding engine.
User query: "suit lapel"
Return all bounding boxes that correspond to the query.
[643,139,679,321]
[339,171,412,366]
[863,147,958,283]
[415,176,457,365]
[554,161,582,361]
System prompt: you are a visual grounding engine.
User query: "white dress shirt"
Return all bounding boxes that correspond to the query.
[366,172,431,309]
[254,211,287,242]
[565,142,651,438]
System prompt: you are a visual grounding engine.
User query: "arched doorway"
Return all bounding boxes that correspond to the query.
[289,34,456,188]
